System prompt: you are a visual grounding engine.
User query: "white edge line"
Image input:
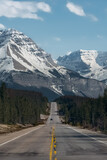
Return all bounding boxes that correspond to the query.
[67,126,107,145]
[0,125,44,147]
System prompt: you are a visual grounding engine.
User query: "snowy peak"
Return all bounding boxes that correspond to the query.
[0,29,59,77]
[57,50,107,83]
[78,50,100,71]
[0,30,106,99]
[0,29,45,55]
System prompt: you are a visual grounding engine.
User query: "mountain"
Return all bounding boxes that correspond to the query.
[57,50,107,85]
[0,29,106,100]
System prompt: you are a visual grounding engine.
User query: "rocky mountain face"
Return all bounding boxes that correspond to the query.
[57,50,107,85]
[0,29,106,100]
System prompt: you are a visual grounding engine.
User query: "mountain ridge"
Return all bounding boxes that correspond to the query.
[0,29,106,100]
[57,49,107,85]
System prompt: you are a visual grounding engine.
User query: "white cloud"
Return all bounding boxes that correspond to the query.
[88,14,98,22]
[66,2,98,22]
[0,24,6,29]
[97,35,103,39]
[54,37,61,42]
[0,0,51,20]
[66,2,86,16]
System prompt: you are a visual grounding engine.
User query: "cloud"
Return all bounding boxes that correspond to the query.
[97,35,103,39]
[0,0,51,20]
[54,37,61,42]
[66,2,98,22]
[0,24,6,29]
[88,14,98,22]
[66,2,86,16]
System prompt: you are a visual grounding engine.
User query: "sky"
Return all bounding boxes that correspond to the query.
[0,0,107,59]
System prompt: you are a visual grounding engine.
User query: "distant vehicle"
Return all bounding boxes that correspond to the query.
[50,118,53,121]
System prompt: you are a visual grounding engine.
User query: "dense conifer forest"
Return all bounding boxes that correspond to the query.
[0,83,48,125]
[56,90,107,133]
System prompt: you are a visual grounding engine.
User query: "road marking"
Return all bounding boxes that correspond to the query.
[54,144,56,148]
[67,126,107,145]
[50,127,54,160]
[53,130,57,160]
[0,125,44,147]
[50,126,58,160]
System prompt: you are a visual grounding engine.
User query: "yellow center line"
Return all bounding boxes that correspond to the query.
[54,144,56,148]
[54,150,57,155]
[50,126,58,160]
[50,127,54,160]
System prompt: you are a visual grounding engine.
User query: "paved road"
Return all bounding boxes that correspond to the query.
[0,102,107,160]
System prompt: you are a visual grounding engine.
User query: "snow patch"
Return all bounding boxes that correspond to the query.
[51,84,63,95]
[57,50,107,84]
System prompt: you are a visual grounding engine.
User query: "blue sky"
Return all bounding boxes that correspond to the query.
[0,0,107,58]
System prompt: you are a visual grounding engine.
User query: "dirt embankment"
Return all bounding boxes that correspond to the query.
[0,115,49,134]
[0,124,34,134]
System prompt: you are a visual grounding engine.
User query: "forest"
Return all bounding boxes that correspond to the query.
[0,83,48,125]
[56,89,107,133]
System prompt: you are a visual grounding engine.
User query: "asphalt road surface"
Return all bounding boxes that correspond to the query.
[0,102,107,160]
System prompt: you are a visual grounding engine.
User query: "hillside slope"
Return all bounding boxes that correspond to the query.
[0,29,106,100]
[57,50,107,85]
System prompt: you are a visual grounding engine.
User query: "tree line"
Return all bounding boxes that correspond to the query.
[0,83,48,125]
[56,90,107,133]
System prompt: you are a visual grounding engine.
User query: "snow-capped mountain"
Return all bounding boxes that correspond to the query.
[57,50,107,85]
[0,29,106,100]
[0,29,59,76]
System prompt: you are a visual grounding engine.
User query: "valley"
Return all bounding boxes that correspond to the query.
[0,103,107,160]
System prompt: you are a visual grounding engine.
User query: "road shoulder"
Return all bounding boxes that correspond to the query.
[0,125,44,147]
[67,125,107,145]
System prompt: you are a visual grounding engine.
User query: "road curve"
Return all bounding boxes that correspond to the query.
[0,102,107,160]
